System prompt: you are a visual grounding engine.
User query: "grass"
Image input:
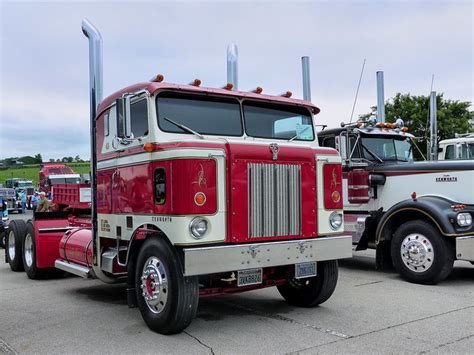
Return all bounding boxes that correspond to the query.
[0,163,91,187]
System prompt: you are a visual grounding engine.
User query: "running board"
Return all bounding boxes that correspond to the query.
[55,259,92,279]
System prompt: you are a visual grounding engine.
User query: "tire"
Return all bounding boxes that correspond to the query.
[391,220,454,285]
[22,221,44,279]
[135,238,199,334]
[0,233,5,249]
[277,260,339,307]
[6,220,26,271]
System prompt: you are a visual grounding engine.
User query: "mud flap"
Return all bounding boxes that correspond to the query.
[375,241,393,270]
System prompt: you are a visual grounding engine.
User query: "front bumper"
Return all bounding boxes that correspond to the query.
[456,236,474,262]
[183,235,352,276]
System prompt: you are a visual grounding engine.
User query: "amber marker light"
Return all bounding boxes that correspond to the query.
[332,191,341,203]
[281,91,292,98]
[402,127,409,132]
[143,143,155,152]
[153,74,164,82]
[252,87,263,94]
[194,192,207,206]
[189,79,201,87]
[223,83,233,91]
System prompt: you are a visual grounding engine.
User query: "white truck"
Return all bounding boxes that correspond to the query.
[438,133,474,160]
[318,119,474,284]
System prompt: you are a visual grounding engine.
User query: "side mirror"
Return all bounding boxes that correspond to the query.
[116,96,131,138]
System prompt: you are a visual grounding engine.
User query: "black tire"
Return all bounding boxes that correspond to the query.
[6,220,26,271]
[22,221,45,279]
[277,260,339,307]
[135,238,199,334]
[391,220,454,285]
[0,232,5,249]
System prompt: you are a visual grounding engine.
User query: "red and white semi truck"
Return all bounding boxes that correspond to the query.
[4,19,351,334]
[39,163,81,196]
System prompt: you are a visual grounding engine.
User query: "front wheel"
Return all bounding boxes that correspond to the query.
[391,220,454,285]
[135,238,199,334]
[277,260,339,307]
[6,220,26,271]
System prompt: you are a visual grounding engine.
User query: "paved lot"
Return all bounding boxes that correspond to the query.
[1,211,473,354]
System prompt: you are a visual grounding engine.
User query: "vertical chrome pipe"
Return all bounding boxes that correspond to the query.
[81,18,102,269]
[376,71,385,123]
[301,56,311,101]
[429,91,437,160]
[227,44,238,90]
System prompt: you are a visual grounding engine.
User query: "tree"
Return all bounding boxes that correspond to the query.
[364,93,473,159]
[34,154,43,163]
[74,155,83,162]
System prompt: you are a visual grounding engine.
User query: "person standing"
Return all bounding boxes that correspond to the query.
[19,191,27,213]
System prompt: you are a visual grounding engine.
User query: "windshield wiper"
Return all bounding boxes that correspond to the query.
[288,126,311,142]
[163,117,204,139]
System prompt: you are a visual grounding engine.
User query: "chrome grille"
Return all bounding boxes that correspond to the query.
[248,163,301,237]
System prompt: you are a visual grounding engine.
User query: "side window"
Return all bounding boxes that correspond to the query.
[321,136,336,149]
[445,145,455,160]
[104,113,109,136]
[130,99,148,137]
[154,168,166,204]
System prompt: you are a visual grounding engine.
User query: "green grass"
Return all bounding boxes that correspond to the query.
[0,163,91,187]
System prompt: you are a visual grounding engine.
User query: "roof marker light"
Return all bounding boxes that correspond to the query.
[281,91,292,98]
[189,79,201,87]
[151,74,164,82]
[222,83,233,91]
[252,87,263,94]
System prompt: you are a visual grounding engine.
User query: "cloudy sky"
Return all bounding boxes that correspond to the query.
[0,0,472,161]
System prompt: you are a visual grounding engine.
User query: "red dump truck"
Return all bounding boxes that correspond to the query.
[4,19,351,334]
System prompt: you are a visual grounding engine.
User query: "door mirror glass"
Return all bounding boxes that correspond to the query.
[116,96,132,138]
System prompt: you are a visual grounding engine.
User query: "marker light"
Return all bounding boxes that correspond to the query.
[223,83,233,91]
[281,91,292,98]
[252,87,263,94]
[152,74,164,82]
[143,143,155,152]
[194,192,206,206]
[189,79,201,87]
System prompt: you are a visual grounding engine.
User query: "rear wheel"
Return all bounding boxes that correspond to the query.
[135,237,199,334]
[277,260,339,307]
[391,220,454,285]
[6,220,26,271]
[22,221,45,279]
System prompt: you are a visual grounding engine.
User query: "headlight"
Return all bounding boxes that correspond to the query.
[329,212,343,231]
[189,217,208,239]
[457,213,472,227]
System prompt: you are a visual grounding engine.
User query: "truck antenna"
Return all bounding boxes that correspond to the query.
[349,58,366,124]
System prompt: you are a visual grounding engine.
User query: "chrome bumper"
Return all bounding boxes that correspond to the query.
[183,235,352,276]
[456,236,474,262]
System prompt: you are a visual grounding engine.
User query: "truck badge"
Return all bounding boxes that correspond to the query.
[270,143,279,160]
[330,168,341,189]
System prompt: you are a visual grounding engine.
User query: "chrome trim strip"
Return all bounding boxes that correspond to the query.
[183,235,352,276]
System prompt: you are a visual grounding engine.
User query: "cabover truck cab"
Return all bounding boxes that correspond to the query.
[4,19,351,335]
[319,119,474,284]
[438,133,474,160]
[39,163,81,195]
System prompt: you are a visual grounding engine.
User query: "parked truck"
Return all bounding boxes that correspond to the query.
[4,20,351,334]
[438,133,474,160]
[318,118,474,284]
[39,164,81,198]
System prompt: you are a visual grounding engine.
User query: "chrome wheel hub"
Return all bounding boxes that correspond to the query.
[400,233,434,272]
[24,233,34,267]
[140,256,168,314]
[8,231,15,261]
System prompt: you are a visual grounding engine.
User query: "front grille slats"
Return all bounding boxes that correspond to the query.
[249,163,301,238]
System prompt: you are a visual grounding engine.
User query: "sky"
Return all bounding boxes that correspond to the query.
[0,0,472,161]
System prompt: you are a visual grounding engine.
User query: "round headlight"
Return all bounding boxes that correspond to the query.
[457,213,472,227]
[189,217,208,239]
[329,212,343,231]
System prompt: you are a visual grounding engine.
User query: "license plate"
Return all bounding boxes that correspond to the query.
[295,262,317,279]
[237,268,263,287]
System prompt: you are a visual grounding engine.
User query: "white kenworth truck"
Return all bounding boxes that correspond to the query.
[318,119,474,284]
[438,133,474,160]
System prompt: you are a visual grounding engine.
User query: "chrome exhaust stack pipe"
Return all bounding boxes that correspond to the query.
[429,91,438,160]
[227,44,238,90]
[301,56,311,102]
[82,18,112,282]
[376,71,385,123]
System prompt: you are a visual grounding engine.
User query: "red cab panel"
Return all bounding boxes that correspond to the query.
[323,164,343,209]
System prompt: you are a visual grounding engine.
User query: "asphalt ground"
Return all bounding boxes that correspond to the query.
[1,210,473,354]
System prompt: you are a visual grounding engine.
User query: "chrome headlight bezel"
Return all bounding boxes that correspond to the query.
[456,212,472,227]
[329,212,343,231]
[189,217,208,239]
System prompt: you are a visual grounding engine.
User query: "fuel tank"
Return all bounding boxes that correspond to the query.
[59,228,93,268]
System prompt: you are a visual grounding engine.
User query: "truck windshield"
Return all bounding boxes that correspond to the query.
[156,93,242,136]
[49,177,81,185]
[361,137,413,162]
[445,143,474,160]
[243,102,314,141]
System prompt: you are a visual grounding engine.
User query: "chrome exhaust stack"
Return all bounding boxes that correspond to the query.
[429,91,438,160]
[82,19,114,283]
[376,71,385,123]
[301,56,311,102]
[227,44,238,90]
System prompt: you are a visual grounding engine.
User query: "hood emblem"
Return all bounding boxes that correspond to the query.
[270,143,279,160]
